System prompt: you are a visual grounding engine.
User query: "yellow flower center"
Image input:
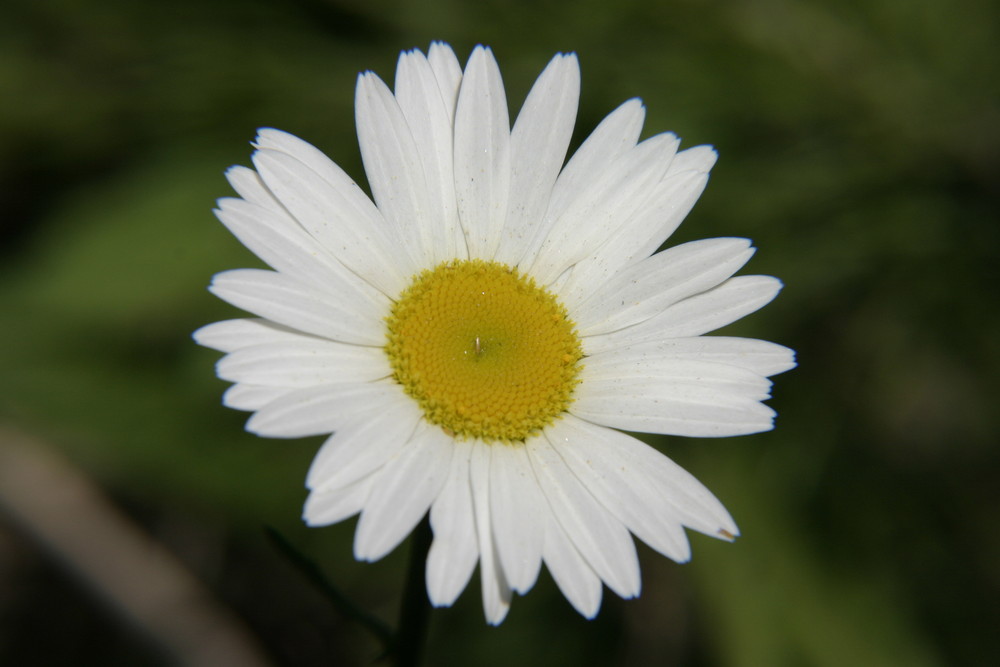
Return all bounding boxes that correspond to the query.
[385,259,583,444]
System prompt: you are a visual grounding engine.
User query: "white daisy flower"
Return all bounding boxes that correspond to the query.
[194,42,795,625]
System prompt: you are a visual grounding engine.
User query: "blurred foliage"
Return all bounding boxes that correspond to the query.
[1,0,998,665]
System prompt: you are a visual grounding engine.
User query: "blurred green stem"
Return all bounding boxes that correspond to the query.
[265,527,394,650]
[392,517,433,667]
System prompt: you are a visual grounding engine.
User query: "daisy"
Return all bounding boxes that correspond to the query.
[194,42,795,625]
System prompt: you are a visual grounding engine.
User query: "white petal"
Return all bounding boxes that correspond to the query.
[494,53,580,265]
[488,443,545,594]
[584,336,797,379]
[453,46,511,260]
[470,442,512,624]
[561,416,737,539]
[353,422,453,561]
[570,237,755,334]
[395,49,464,262]
[654,275,784,338]
[208,269,384,346]
[628,145,718,259]
[582,357,773,401]
[581,145,719,280]
[356,71,440,267]
[571,369,777,438]
[427,42,463,121]
[426,440,478,607]
[542,99,646,228]
[626,442,739,541]
[584,275,784,354]
[251,141,410,296]
[193,318,303,353]
[222,383,289,411]
[540,496,603,618]
[515,99,645,271]
[559,169,712,301]
[667,144,719,174]
[224,165,285,214]
[546,417,691,562]
[215,197,384,302]
[527,133,679,286]
[304,475,374,527]
[245,381,398,438]
[217,339,390,387]
[305,391,423,492]
[527,436,641,599]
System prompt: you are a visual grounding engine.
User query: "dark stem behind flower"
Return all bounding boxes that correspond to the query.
[392,517,433,667]
[264,527,394,653]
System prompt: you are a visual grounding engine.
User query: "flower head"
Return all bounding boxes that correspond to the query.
[194,42,795,624]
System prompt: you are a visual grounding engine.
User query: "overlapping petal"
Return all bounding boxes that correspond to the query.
[488,442,545,593]
[529,435,641,600]
[354,421,453,561]
[208,269,384,346]
[583,275,785,355]
[394,48,464,262]
[251,133,411,296]
[571,372,777,437]
[526,132,680,286]
[540,501,603,618]
[426,440,478,607]
[470,443,513,625]
[494,53,580,265]
[453,46,511,260]
[245,381,399,438]
[548,416,692,562]
[193,318,305,354]
[216,339,390,387]
[569,237,755,333]
[221,383,290,412]
[304,390,423,493]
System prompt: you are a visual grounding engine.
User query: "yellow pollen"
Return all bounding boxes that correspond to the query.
[384,259,584,444]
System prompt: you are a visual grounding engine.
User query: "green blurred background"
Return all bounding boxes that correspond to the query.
[2,0,997,665]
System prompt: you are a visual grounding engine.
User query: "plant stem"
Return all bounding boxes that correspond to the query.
[392,517,433,667]
[265,527,394,651]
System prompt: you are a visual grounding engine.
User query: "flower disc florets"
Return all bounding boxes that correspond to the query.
[385,259,583,443]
